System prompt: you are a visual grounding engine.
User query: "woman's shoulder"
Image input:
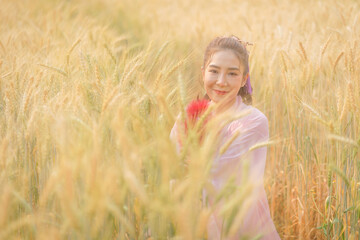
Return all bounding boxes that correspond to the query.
[235,101,268,123]
[228,103,269,137]
[233,97,268,122]
[247,106,268,126]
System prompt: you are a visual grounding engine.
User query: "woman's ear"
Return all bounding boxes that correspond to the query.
[201,66,205,81]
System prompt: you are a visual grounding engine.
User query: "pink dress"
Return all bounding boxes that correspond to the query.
[170,96,280,240]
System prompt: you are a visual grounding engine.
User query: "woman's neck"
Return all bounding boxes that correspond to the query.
[211,96,240,115]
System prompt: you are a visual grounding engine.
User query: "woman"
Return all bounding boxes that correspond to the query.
[170,36,281,239]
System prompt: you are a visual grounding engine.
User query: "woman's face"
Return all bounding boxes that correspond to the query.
[202,49,248,110]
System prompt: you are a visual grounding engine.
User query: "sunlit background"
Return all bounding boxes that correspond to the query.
[0,0,359,239]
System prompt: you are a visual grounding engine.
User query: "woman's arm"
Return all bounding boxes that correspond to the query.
[207,111,278,239]
[169,114,183,154]
[211,110,269,188]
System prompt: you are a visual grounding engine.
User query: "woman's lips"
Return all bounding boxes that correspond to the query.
[214,90,228,95]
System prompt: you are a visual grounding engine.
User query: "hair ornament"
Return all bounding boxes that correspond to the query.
[230,35,253,50]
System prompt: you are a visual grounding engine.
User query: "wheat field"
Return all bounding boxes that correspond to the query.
[0,0,359,239]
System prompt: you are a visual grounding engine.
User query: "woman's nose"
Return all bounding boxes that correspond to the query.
[216,73,227,86]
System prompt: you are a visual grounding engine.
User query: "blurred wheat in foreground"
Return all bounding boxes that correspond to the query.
[0,0,359,239]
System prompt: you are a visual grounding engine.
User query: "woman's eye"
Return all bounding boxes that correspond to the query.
[209,69,218,73]
[229,72,238,76]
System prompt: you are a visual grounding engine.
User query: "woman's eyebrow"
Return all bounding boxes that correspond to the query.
[208,64,240,71]
[228,67,240,71]
[208,64,220,69]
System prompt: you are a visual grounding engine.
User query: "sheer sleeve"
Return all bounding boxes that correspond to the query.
[169,106,280,239]
[210,109,269,189]
[169,114,182,154]
[207,109,281,240]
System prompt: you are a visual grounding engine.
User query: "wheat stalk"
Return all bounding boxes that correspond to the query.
[219,130,241,155]
[321,36,331,57]
[329,164,350,187]
[298,42,308,62]
[66,38,81,72]
[147,41,171,76]
[38,64,68,77]
[333,52,344,73]
[346,82,355,112]
[336,87,343,114]
[340,90,349,121]
[327,134,358,147]
[279,51,288,73]
[104,43,117,64]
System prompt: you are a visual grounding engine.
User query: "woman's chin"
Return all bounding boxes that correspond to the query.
[211,94,233,103]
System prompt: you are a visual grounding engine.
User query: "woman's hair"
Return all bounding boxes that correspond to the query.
[202,35,252,105]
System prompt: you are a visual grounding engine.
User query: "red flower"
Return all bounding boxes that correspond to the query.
[184,99,210,135]
[175,99,211,149]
